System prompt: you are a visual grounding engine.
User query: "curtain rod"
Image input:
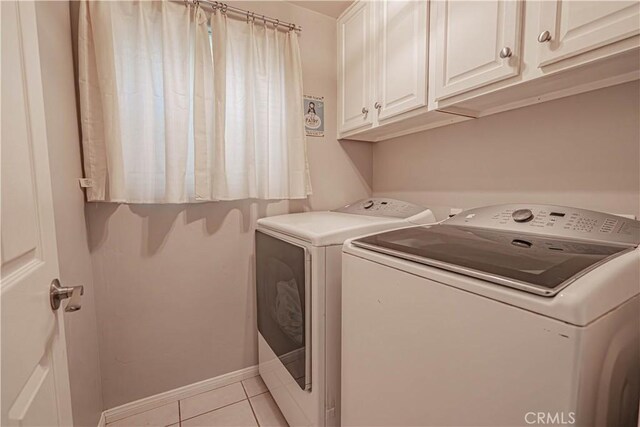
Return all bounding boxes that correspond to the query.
[179,0,302,32]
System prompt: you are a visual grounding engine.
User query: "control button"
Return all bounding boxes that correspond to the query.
[363,200,374,209]
[512,209,534,223]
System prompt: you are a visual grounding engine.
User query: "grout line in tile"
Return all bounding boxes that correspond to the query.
[177,378,249,406]
[240,380,250,399]
[251,390,269,398]
[177,378,248,421]
[179,397,249,423]
[246,395,261,427]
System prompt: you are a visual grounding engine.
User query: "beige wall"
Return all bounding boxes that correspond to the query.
[35,2,104,426]
[373,81,640,219]
[86,2,372,408]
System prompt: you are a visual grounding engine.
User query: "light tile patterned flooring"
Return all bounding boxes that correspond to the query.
[107,375,289,427]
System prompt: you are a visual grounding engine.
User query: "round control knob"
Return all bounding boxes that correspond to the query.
[512,209,534,223]
[363,200,374,209]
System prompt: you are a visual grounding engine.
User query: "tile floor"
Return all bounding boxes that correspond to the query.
[107,375,288,427]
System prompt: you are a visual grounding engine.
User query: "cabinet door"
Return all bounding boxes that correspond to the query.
[537,1,640,67]
[375,0,428,122]
[338,1,373,134]
[433,0,523,100]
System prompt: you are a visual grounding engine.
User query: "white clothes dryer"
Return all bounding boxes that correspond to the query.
[255,198,437,427]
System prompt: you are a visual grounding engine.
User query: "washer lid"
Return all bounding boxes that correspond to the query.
[352,224,634,297]
[257,211,416,246]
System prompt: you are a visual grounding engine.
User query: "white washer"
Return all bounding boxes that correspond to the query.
[342,204,640,427]
[255,198,436,427]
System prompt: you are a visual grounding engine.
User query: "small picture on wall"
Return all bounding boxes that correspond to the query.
[304,95,324,137]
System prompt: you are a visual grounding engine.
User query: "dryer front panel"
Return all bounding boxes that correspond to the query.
[256,230,311,391]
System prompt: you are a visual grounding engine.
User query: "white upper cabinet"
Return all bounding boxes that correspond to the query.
[537,0,640,68]
[338,1,373,133]
[374,0,428,121]
[431,0,638,117]
[433,0,523,100]
[338,0,639,138]
[337,0,464,141]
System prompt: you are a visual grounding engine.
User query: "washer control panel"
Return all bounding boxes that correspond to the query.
[333,198,426,219]
[446,204,640,246]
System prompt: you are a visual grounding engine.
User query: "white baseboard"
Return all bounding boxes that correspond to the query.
[101,365,259,425]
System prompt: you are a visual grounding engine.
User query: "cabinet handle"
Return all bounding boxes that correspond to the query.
[499,47,512,59]
[537,30,552,43]
[374,102,382,111]
[361,107,369,115]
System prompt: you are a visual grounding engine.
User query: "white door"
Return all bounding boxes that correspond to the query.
[1,2,74,426]
[374,0,428,122]
[537,0,640,67]
[433,0,523,100]
[338,1,373,134]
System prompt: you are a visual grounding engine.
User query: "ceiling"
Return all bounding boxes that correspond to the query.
[287,1,353,18]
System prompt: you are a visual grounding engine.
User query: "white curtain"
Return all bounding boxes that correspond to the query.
[79,1,210,203]
[78,1,311,203]
[194,11,311,201]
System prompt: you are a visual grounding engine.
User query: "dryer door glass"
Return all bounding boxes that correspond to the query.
[256,231,310,390]
[352,225,630,296]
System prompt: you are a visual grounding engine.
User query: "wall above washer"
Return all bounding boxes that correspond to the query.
[373,81,640,219]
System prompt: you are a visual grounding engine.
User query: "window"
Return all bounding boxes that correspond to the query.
[79,1,311,203]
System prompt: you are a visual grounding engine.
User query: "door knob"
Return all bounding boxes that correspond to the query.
[499,47,512,58]
[537,30,552,43]
[374,102,382,111]
[361,107,369,115]
[50,279,84,312]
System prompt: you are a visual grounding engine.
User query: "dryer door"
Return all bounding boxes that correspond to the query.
[256,230,311,391]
